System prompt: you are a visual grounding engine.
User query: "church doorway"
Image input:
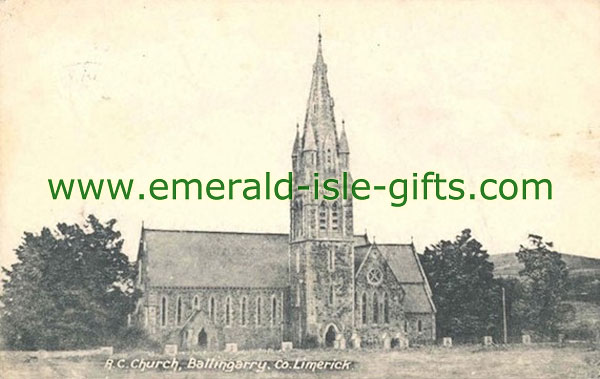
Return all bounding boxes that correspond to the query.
[325,325,337,348]
[197,328,207,348]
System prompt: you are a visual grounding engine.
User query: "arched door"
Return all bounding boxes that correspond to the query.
[197,328,208,349]
[325,325,337,348]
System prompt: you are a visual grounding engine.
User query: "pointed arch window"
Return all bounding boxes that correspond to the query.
[417,320,423,333]
[373,293,379,324]
[256,297,262,325]
[271,296,278,325]
[328,247,335,272]
[225,297,232,326]
[319,202,327,231]
[209,297,215,323]
[193,296,199,310]
[160,296,167,327]
[176,296,183,325]
[296,282,301,306]
[240,297,247,326]
[293,200,303,238]
[383,293,390,324]
[361,293,367,325]
[404,320,408,333]
[328,283,335,305]
[331,202,339,231]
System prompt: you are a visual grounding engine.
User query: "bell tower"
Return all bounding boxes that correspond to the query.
[290,34,355,347]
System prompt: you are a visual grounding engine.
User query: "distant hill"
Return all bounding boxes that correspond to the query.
[490,252,600,278]
[490,252,600,306]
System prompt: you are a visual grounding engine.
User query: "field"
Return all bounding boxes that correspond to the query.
[1,344,599,379]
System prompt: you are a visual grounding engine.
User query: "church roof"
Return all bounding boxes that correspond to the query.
[142,228,369,288]
[355,243,436,314]
[377,244,427,283]
[143,229,289,288]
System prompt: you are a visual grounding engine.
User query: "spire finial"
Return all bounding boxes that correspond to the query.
[318,14,322,41]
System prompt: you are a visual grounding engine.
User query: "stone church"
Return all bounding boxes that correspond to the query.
[132,35,436,350]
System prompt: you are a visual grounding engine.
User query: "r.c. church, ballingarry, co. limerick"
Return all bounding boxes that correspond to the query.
[131,34,436,350]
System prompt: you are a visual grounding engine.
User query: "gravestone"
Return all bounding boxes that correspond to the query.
[522,334,531,345]
[443,337,452,347]
[399,337,409,349]
[351,334,361,349]
[382,333,391,349]
[338,337,346,350]
[483,336,493,346]
[164,344,178,356]
[281,342,293,351]
[225,343,238,352]
[558,334,565,344]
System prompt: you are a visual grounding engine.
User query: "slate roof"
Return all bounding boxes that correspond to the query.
[376,244,426,283]
[402,284,435,313]
[141,228,434,313]
[142,228,369,288]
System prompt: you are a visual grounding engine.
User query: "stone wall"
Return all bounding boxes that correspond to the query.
[290,240,355,347]
[405,313,435,344]
[136,286,288,350]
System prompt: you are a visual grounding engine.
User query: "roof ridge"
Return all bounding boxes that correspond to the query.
[143,228,288,236]
[144,227,370,239]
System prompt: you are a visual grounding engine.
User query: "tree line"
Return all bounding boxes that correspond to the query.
[420,229,571,343]
[0,216,572,349]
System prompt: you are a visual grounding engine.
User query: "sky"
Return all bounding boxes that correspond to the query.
[1,0,599,270]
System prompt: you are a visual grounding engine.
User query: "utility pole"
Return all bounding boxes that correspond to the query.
[502,286,508,344]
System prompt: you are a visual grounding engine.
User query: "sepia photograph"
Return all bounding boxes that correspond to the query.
[0,0,599,378]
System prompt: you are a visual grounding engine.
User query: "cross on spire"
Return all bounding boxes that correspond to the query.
[318,14,322,41]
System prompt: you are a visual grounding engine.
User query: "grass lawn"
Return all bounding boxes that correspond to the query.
[1,344,599,379]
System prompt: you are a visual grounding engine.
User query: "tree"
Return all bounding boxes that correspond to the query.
[514,234,570,338]
[0,215,139,350]
[420,229,502,342]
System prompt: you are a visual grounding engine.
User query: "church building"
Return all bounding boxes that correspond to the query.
[132,35,436,350]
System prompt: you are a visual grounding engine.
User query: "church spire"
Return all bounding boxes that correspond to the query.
[339,119,350,154]
[304,33,336,147]
[315,33,325,68]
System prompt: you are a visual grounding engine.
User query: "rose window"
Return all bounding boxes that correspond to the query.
[367,268,383,285]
